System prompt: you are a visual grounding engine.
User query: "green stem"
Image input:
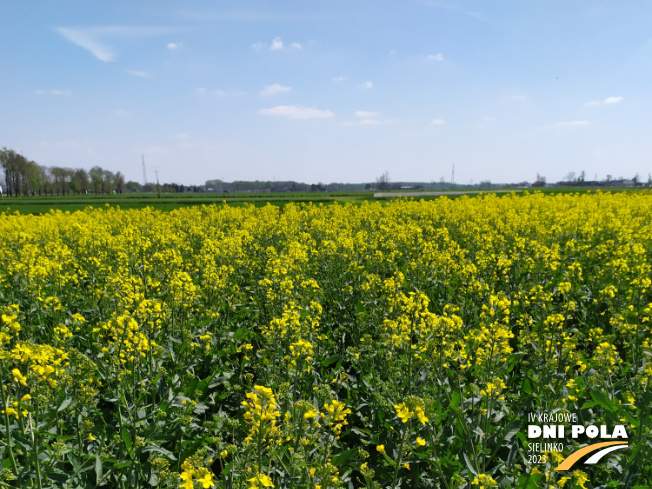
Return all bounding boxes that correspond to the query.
[0,371,19,476]
[390,422,408,489]
[32,401,43,489]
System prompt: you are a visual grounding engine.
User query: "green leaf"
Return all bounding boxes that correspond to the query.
[450,391,460,410]
[121,430,132,452]
[463,452,477,477]
[321,354,341,367]
[95,453,103,485]
[332,448,357,466]
[591,391,619,413]
[142,444,177,460]
[58,398,73,412]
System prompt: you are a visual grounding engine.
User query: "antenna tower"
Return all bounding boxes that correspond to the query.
[142,155,148,187]
[155,167,161,198]
[451,164,455,184]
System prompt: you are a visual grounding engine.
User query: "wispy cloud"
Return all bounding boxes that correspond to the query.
[179,11,328,22]
[355,111,380,118]
[259,105,334,119]
[167,42,182,50]
[430,118,445,125]
[604,96,623,104]
[253,37,302,51]
[38,139,109,152]
[332,76,347,82]
[364,81,373,89]
[35,89,72,95]
[425,53,444,61]
[585,96,624,106]
[271,37,284,51]
[56,27,115,61]
[409,0,492,23]
[55,26,176,62]
[260,84,292,96]
[128,70,151,78]
[195,87,245,97]
[344,111,396,126]
[551,120,590,128]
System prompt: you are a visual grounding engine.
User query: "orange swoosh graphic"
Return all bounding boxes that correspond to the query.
[554,441,628,471]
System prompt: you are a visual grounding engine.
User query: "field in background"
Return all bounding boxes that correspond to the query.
[0,186,645,214]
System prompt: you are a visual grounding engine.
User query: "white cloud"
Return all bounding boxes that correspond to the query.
[55,26,176,62]
[259,105,334,119]
[260,84,292,96]
[195,87,246,98]
[357,118,395,125]
[128,70,151,78]
[552,120,590,128]
[585,96,624,106]
[270,37,284,51]
[430,118,445,125]
[113,109,130,117]
[364,81,373,89]
[604,96,623,104]
[35,89,72,95]
[56,27,115,61]
[167,42,182,50]
[332,76,347,82]
[254,37,302,51]
[345,111,395,126]
[426,53,444,61]
[355,111,380,118]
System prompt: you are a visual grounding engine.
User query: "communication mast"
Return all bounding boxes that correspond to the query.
[142,154,148,187]
[154,167,161,198]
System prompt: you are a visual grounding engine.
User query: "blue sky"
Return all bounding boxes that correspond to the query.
[2,1,652,185]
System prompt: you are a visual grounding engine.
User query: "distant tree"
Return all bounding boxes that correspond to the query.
[25,161,43,194]
[0,147,28,195]
[565,171,576,183]
[126,181,142,192]
[114,172,126,194]
[376,171,390,191]
[73,168,89,194]
[89,166,103,193]
[49,167,68,194]
[606,174,612,183]
[102,169,115,194]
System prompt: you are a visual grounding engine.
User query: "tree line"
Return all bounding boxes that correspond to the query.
[0,147,126,196]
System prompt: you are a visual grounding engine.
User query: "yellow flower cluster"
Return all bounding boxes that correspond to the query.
[242,386,281,443]
[323,399,352,436]
[393,399,429,425]
[179,459,215,489]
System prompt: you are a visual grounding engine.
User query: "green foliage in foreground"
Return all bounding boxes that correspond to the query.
[1,192,651,488]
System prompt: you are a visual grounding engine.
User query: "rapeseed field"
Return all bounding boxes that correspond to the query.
[0,191,650,488]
